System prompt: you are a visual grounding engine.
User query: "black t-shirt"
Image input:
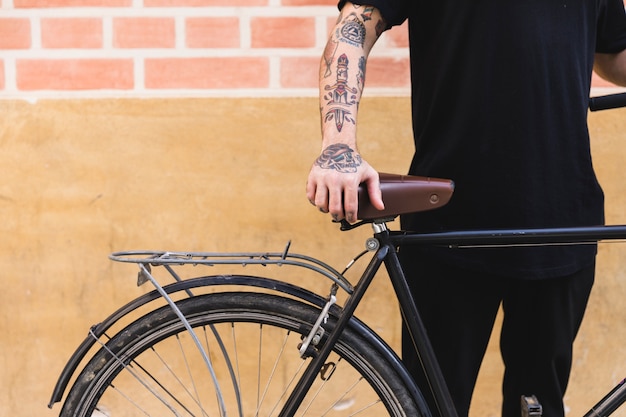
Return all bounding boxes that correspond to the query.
[340,0,626,278]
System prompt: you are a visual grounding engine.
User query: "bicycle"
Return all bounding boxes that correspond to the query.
[48,93,626,417]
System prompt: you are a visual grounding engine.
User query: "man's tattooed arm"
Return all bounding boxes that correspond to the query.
[307,3,387,222]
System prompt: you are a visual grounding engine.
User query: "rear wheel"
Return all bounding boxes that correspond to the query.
[60,292,427,417]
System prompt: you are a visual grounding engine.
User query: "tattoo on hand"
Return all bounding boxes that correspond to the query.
[315,144,363,173]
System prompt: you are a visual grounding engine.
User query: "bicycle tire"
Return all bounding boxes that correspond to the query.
[59,291,428,417]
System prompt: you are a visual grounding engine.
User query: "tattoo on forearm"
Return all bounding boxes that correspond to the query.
[337,12,366,48]
[360,6,374,21]
[339,6,386,39]
[315,144,363,173]
[357,56,366,92]
[375,19,385,37]
[322,39,339,78]
[323,54,358,132]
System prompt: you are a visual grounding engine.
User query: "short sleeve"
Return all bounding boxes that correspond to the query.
[337,1,409,29]
[597,0,626,53]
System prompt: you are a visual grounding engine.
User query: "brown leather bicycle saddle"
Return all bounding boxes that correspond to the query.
[358,173,454,220]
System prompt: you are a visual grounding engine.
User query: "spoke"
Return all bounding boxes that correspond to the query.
[176,334,208,416]
[298,358,339,417]
[230,323,242,391]
[345,399,383,416]
[108,382,152,417]
[130,350,198,416]
[268,360,308,416]
[202,326,222,417]
[206,323,244,417]
[90,330,184,416]
[319,376,368,416]
[257,329,291,414]
[227,322,243,417]
[256,324,263,415]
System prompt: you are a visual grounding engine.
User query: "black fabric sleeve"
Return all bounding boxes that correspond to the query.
[337,0,409,29]
[596,0,626,53]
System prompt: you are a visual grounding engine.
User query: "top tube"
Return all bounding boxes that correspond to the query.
[390,224,626,247]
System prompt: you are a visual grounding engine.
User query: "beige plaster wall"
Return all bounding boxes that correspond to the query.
[0,98,623,417]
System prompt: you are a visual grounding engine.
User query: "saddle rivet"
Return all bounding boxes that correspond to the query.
[430,194,440,204]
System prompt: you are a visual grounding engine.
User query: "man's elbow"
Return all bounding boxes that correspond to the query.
[594,51,626,87]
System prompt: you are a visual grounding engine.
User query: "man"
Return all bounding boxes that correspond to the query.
[306,1,626,416]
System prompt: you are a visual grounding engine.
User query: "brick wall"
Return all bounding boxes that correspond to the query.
[0,0,620,99]
[0,0,410,98]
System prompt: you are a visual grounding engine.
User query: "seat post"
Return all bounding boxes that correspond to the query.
[372,220,389,234]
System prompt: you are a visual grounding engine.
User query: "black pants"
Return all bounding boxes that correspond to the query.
[399,254,595,417]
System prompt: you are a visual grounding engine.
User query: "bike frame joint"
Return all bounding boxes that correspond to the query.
[136,263,152,286]
[366,237,380,251]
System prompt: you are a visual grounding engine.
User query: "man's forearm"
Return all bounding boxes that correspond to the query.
[319,3,386,149]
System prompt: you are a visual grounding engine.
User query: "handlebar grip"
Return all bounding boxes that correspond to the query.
[589,92,626,111]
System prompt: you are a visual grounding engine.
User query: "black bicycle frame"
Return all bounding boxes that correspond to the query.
[279,223,626,417]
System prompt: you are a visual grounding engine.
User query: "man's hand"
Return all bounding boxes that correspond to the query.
[306,143,384,223]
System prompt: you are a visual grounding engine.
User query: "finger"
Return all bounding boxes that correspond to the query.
[314,183,330,213]
[327,184,345,221]
[307,175,330,212]
[306,173,319,204]
[305,180,316,206]
[342,182,360,223]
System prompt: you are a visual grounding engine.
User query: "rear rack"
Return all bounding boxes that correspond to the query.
[109,242,355,293]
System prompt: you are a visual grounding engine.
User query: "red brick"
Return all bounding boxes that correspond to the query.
[16,59,134,90]
[186,17,240,48]
[145,57,269,89]
[384,21,409,47]
[365,56,411,88]
[114,18,176,49]
[251,17,316,48]
[326,16,339,34]
[41,18,102,49]
[0,19,31,49]
[145,0,267,5]
[14,0,130,6]
[281,56,319,88]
